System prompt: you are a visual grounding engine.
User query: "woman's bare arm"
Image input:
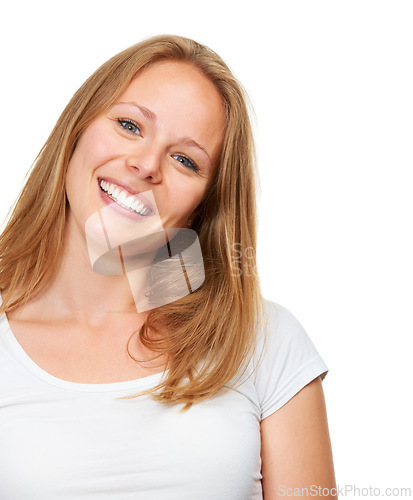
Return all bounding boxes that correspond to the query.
[260,376,337,499]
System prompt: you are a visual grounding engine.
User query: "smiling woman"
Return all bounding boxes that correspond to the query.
[0,35,337,499]
[65,60,224,238]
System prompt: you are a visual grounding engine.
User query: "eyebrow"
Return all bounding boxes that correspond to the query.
[176,137,211,162]
[115,101,157,121]
[113,101,212,162]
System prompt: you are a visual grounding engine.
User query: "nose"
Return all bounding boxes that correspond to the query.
[126,147,162,183]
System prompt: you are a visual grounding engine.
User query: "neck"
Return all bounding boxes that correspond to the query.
[30,213,159,327]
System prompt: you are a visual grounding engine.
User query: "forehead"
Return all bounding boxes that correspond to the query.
[122,59,222,105]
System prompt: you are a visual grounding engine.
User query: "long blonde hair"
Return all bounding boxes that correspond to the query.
[0,34,266,408]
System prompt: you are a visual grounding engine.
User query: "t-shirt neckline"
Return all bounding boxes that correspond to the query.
[0,292,167,393]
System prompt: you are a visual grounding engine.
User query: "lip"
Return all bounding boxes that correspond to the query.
[98,177,156,211]
[97,177,157,219]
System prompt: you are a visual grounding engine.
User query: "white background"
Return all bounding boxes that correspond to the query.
[0,0,412,496]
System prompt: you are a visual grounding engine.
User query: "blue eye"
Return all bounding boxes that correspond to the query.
[117,118,141,135]
[172,154,200,173]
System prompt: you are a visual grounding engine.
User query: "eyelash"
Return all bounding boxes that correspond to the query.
[117,118,141,135]
[171,154,200,173]
[116,117,200,173]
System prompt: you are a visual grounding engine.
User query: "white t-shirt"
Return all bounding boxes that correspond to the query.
[0,297,328,499]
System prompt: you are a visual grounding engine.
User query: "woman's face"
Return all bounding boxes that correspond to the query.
[65,60,225,242]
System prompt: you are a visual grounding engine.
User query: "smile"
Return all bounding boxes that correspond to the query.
[99,179,153,216]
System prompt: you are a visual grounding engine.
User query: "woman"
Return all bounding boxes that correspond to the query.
[0,35,337,499]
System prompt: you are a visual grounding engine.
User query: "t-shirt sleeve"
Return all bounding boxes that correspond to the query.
[254,300,329,421]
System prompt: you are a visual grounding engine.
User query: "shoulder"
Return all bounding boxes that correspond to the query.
[258,298,325,361]
[252,298,329,420]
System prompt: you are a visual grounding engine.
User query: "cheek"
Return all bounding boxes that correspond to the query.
[70,126,119,173]
[166,184,206,220]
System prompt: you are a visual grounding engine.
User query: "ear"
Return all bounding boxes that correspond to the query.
[187,209,199,221]
[187,210,198,228]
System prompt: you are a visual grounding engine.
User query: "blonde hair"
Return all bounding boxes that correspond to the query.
[0,34,266,408]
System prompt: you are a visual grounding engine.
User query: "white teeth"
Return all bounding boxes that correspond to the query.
[118,191,127,204]
[99,179,151,216]
[131,200,141,211]
[124,196,135,208]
